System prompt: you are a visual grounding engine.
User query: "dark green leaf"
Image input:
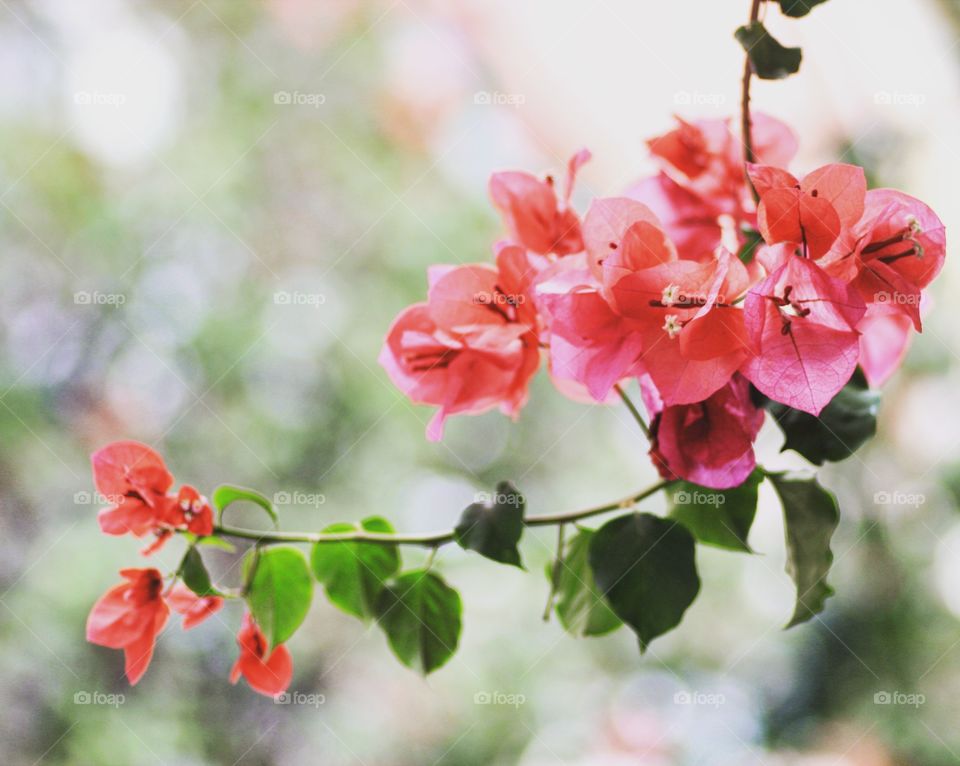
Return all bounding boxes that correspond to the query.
[765,380,880,465]
[213,484,278,528]
[737,228,764,265]
[180,546,222,597]
[589,513,700,650]
[454,481,525,567]
[552,528,622,637]
[735,21,802,80]
[668,470,763,552]
[777,0,829,18]
[376,570,462,674]
[768,473,840,627]
[245,546,313,648]
[311,516,401,620]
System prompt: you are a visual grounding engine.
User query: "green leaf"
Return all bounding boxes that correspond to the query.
[454,481,525,567]
[180,546,222,597]
[311,516,401,620]
[735,21,802,80]
[777,0,829,18]
[213,484,277,528]
[668,470,763,552]
[376,570,462,674]
[765,380,880,465]
[737,228,764,265]
[245,546,313,648]
[552,528,622,637]
[182,532,236,552]
[589,513,700,650]
[768,473,840,627]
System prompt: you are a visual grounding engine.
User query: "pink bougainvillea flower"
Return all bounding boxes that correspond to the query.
[632,114,798,259]
[171,485,215,537]
[823,189,945,331]
[229,612,293,697]
[489,149,591,256]
[167,584,224,630]
[379,248,540,440]
[748,163,867,260]
[86,567,169,685]
[626,173,724,262]
[93,441,176,538]
[647,374,764,490]
[581,197,673,285]
[742,254,866,415]
[610,248,752,405]
[535,255,645,401]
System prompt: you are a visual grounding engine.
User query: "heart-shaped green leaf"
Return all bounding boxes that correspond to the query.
[311,516,400,620]
[179,546,223,597]
[376,570,462,674]
[768,473,840,627]
[735,21,802,80]
[245,546,313,648]
[552,528,622,637]
[777,0,829,18]
[454,481,525,567]
[668,470,763,552]
[589,513,700,650]
[764,379,880,465]
[213,485,277,528]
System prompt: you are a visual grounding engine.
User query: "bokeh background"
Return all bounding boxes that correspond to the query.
[2,0,960,763]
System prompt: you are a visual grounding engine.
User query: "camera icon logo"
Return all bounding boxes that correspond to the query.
[74,691,92,704]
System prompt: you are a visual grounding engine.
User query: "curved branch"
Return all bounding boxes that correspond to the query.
[213,480,673,548]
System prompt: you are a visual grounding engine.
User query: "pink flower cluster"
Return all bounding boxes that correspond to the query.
[380,116,945,489]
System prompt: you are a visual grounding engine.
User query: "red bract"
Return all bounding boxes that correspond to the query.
[610,248,752,404]
[168,584,224,630]
[647,374,764,489]
[749,163,867,260]
[828,189,946,330]
[857,305,915,388]
[93,441,175,537]
[172,485,215,537]
[535,254,645,401]
[742,254,866,415]
[632,114,798,259]
[90,441,216,551]
[86,568,169,685]
[379,246,540,440]
[489,149,591,256]
[229,612,293,697]
[581,197,673,285]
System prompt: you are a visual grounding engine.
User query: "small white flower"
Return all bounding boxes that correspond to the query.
[661,284,680,307]
[662,314,682,339]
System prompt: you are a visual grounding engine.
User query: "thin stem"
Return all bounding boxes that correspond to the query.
[212,480,672,548]
[614,383,651,439]
[741,0,763,201]
[542,522,567,621]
